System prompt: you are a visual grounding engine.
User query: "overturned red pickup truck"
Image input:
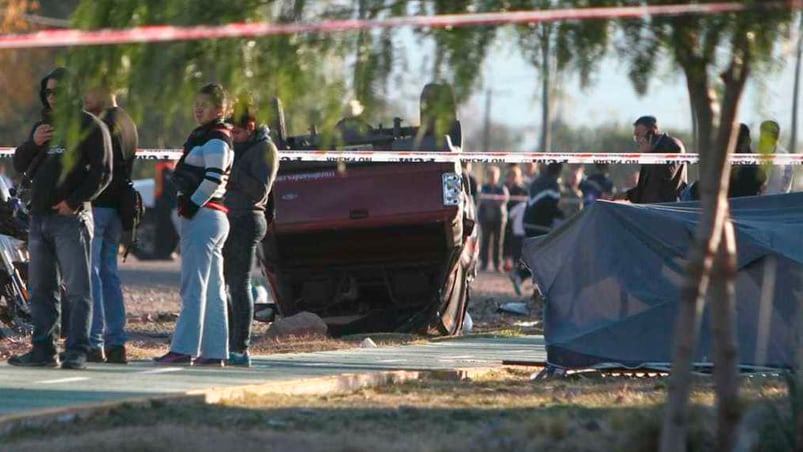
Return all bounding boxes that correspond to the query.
[260,84,478,336]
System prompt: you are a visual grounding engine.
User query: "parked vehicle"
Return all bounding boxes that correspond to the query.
[0,179,31,337]
[131,164,180,261]
[261,84,478,336]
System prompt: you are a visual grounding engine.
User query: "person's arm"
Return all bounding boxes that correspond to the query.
[625,183,640,202]
[13,122,47,174]
[498,185,510,208]
[64,118,113,210]
[229,140,278,203]
[105,110,139,181]
[657,162,684,201]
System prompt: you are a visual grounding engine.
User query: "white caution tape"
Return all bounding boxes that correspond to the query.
[1,2,800,49]
[477,194,530,202]
[0,148,801,165]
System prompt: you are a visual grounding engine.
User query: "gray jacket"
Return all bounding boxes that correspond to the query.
[224,125,278,214]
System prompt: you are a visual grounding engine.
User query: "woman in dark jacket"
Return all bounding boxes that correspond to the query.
[729,123,767,197]
[223,100,279,367]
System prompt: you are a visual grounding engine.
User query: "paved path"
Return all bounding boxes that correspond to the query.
[0,336,545,421]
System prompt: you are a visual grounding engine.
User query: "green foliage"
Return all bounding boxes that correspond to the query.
[511,0,615,87]
[63,0,336,145]
[617,0,794,100]
[416,1,498,102]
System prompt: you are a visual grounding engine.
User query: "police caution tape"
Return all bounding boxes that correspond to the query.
[0,2,801,50]
[0,148,801,165]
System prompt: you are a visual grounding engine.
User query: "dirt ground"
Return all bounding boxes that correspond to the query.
[0,260,539,361]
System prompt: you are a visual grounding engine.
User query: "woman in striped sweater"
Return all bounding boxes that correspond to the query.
[155,83,234,366]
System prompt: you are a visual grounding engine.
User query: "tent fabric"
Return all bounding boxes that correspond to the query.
[522,192,803,369]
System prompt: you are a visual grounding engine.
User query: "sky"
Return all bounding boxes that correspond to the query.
[467,37,802,151]
[383,27,802,152]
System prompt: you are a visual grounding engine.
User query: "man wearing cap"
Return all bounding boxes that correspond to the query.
[623,115,687,203]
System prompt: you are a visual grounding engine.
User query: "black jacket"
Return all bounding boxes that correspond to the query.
[523,174,563,238]
[14,72,112,215]
[93,106,139,209]
[729,165,767,198]
[224,125,278,213]
[627,133,687,204]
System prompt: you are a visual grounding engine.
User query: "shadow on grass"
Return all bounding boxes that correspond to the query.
[2,397,716,452]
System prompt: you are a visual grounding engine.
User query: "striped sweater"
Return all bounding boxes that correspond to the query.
[176,120,234,209]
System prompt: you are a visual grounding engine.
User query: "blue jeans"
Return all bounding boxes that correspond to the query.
[224,211,267,353]
[171,208,230,359]
[28,211,94,355]
[89,207,126,349]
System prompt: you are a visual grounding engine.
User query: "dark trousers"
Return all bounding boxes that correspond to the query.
[509,234,524,263]
[29,212,94,355]
[223,211,267,353]
[479,219,506,270]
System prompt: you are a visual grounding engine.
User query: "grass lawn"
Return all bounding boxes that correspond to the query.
[2,368,791,452]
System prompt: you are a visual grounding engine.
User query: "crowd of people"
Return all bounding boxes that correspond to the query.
[472,115,796,295]
[3,67,797,369]
[7,67,278,369]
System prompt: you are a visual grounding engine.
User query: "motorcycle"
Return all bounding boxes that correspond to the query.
[0,179,31,338]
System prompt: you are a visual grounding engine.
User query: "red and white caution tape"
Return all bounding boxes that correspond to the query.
[0,147,801,165]
[0,2,801,49]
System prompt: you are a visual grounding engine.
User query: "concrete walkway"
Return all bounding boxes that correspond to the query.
[0,335,545,423]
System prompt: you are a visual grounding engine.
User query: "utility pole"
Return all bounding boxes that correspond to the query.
[483,88,492,153]
[790,13,803,154]
[539,24,552,153]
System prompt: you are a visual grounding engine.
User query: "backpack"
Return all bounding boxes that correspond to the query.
[119,180,145,260]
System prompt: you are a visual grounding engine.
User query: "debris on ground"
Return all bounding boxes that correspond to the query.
[266,311,328,339]
[254,303,277,323]
[497,302,529,316]
[462,312,473,335]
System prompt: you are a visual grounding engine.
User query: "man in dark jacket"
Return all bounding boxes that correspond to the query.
[83,85,139,364]
[509,162,563,295]
[580,163,615,206]
[9,68,113,370]
[625,116,687,203]
[224,101,279,367]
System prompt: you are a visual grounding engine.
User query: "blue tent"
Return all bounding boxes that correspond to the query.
[522,192,803,370]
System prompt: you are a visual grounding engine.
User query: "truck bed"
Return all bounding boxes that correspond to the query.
[273,162,460,234]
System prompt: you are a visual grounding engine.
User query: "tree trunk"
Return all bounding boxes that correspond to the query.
[353,0,368,99]
[690,101,698,153]
[659,168,729,452]
[796,286,803,452]
[711,218,740,452]
[706,44,752,451]
[539,25,551,153]
[660,73,721,452]
[661,38,750,452]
